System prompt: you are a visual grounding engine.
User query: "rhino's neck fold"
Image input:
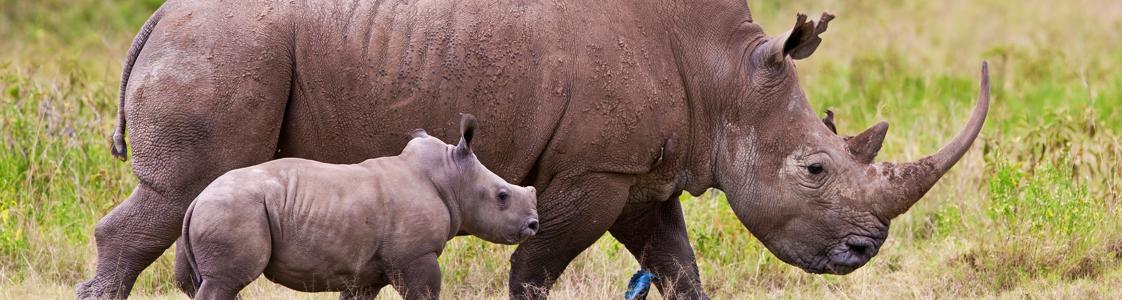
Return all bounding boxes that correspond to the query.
[431,175,464,241]
[406,152,464,241]
[666,17,764,195]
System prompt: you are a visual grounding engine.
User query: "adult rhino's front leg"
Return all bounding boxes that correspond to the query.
[610,200,706,299]
[508,172,633,299]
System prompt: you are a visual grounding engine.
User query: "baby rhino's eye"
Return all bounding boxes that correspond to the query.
[497,190,510,204]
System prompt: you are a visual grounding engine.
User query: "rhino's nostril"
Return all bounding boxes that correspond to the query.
[847,242,868,255]
[846,238,876,257]
[526,219,539,232]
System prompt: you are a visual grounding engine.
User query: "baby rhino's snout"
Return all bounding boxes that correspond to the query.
[519,218,539,240]
[516,186,539,242]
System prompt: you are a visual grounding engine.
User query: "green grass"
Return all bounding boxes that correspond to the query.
[2,0,1121,298]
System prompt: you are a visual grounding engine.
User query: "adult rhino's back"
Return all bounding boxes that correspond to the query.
[270,0,689,185]
[278,0,564,182]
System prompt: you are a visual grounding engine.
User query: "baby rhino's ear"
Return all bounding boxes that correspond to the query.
[456,113,479,157]
[409,128,429,139]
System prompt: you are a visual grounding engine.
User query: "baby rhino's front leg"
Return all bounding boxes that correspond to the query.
[392,253,441,300]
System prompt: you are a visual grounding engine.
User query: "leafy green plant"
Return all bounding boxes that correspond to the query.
[987,159,1100,236]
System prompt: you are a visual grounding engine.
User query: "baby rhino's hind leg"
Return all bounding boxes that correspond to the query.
[173,239,197,297]
[189,194,272,300]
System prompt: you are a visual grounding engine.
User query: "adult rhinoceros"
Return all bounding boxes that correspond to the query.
[79,0,990,299]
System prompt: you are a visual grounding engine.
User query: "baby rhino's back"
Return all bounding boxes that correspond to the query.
[191,158,446,292]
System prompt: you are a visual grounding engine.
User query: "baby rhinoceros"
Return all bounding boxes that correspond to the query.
[175,114,538,300]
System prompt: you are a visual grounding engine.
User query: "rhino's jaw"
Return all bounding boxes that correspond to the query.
[773,230,886,275]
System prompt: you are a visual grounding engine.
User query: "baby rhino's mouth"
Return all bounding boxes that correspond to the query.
[509,218,539,244]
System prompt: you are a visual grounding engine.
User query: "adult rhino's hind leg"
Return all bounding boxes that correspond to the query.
[78,107,285,299]
[76,10,291,296]
[78,91,287,299]
[76,186,192,299]
[609,200,706,299]
[509,173,632,299]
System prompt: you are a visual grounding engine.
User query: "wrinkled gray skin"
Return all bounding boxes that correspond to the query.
[177,115,539,300]
[80,0,990,299]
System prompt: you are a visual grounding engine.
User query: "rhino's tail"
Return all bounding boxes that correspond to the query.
[112,5,167,161]
[181,200,203,292]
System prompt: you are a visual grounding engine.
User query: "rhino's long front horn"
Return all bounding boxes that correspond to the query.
[878,61,990,218]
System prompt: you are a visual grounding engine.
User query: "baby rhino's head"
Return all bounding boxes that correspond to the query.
[406,114,539,245]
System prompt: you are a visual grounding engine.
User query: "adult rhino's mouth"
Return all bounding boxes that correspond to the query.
[826,235,886,274]
[798,253,834,274]
[796,233,886,275]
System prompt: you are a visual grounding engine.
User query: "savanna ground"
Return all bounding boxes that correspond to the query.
[2,0,1121,298]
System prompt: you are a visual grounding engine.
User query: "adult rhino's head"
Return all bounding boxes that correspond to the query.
[709,13,990,274]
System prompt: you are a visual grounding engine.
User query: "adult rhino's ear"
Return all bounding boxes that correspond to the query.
[456,113,479,157]
[764,12,834,63]
[846,122,889,164]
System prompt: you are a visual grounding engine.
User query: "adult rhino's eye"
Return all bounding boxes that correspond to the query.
[497,191,509,203]
[807,163,825,175]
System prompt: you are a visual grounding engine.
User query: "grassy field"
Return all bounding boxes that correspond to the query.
[2,0,1121,298]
